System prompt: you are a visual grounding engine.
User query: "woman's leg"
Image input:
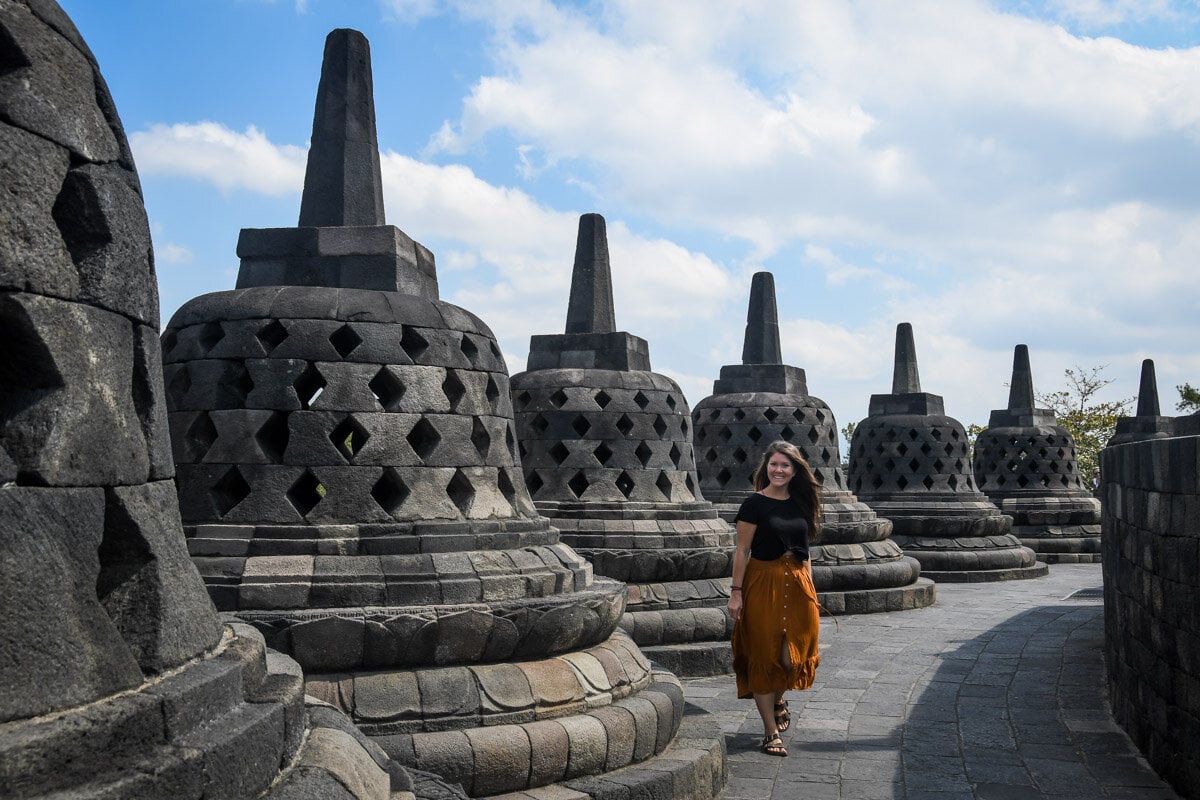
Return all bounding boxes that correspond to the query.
[753,692,778,736]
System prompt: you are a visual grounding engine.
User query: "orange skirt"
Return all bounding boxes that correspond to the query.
[732,552,820,699]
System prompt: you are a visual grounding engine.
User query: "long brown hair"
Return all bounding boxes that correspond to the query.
[751,440,822,542]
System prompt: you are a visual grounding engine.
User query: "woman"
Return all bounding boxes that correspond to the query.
[728,440,822,757]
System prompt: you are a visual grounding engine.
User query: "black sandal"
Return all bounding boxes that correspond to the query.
[761,732,787,757]
[774,700,791,732]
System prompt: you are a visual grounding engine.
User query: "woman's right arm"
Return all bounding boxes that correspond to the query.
[728,519,756,621]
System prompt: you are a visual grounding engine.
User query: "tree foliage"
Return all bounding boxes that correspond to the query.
[1037,365,1132,480]
[1178,382,1200,414]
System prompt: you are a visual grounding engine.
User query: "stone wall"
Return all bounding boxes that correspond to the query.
[1101,415,1200,800]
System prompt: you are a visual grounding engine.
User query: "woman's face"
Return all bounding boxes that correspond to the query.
[767,453,795,488]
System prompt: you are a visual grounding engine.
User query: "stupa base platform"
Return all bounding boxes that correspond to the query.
[914,562,1049,583]
[620,582,734,677]
[817,577,938,614]
[483,733,726,800]
[1016,523,1103,563]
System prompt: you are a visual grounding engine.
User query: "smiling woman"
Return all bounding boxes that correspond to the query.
[727,439,823,757]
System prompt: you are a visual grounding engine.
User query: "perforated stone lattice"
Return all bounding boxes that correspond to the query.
[513,379,701,504]
[973,429,1090,493]
[163,287,532,525]
[692,398,846,502]
[847,416,981,497]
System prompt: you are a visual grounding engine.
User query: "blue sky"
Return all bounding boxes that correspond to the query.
[60,0,1200,442]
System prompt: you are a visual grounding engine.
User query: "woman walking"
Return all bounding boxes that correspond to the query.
[728,440,822,757]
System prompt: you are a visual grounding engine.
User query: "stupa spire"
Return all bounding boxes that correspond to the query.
[741,271,782,365]
[1137,359,1161,416]
[892,322,921,394]
[297,28,385,227]
[1007,344,1035,410]
[564,213,616,334]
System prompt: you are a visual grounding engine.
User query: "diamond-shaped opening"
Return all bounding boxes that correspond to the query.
[705,448,718,462]
[485,376,500,406]
[572,415,592,436]
[255,411,288,462]
[531,413,550,434]
[595,390,612,409]
[506,424,517,459]
[997,475,1007,486]
[256,320,288,353]
[400,326,429,360]
[897,475,909,489]
[944,443,955,456]
[527,471,545,496]
[885,429,897,442]
[709,409,721,420]
[669,443,682,467]
[909,458,921,472]
[733,447,747,463]
[459,333,479,364]
[897,442,909,456]
[716,426,732,442]
[1016,449,1029,462]
[369,367,406,411]
[930,428,943,441]
[908,428,920,441]
[685,474,695,496]
[616,414,634,436]
[635,441,653,467]
[1017,474,1029,488]
[567,471,590,498]
[616,471,635,498]
[717,467,732,487]
[489,340,502,360]
[330,415,370,461]
[634,391,650,410]
[871,475,884,490]
[294,364,327,409]
[666,394,677,411]
[549,441,571,465]
[780,424,794,439]
[519,441,529,459]
[948,474,960,490]
[442,370,467,412]
[406,417,442,460]
[199,321,225,354]
[734,409,746,421]
[763,407,779,422]
[447,469,475,516]
[550,389,569,408]
[497,468,518,505]
[329,324,363,358]
[885,458,896,471]
[471,418,491,458]
[594,442,613,465]
[950,428,961,440]
[923,475,935,490]
[933,458,944,472]
[1038,447,1048,458]
[230,363,254,401]
[186,412,218,458]
[747,426,762,442]
[920,442,933,455]
[816,409,827,422]
[1039,475,1052,487]
[287,470,323,517]
[212,466,251,518]
[653,415,668,437]
[806,427,820,444]
[681,419,689,437]
[516,390,532,409]
[371,469,409,514]
[168,364,192,397]
[656,471,673,499]
[820,447,832,464]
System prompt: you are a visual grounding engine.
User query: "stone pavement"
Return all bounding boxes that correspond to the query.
[679,564,1181,800]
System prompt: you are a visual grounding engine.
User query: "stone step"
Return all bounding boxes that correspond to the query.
[641,641,733,678]
[482,734,726,800]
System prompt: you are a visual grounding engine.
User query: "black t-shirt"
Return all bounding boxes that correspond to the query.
[735,493,810,562]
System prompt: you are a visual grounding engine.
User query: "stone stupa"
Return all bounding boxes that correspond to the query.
[1108,359,1174,446]
[973,345,1102,562]
[0,5,431,798]
[847,324,1048,582]
[510,213,736,676]
[161,31,722,797]
[692,272,935,612]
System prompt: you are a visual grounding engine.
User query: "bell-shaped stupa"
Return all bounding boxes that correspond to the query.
[692,273,935,612]
[973,346,1102,562]
[510,214,736,676]
[162,31,722,796]
[0,6,438,798]
[847,324,1048,582]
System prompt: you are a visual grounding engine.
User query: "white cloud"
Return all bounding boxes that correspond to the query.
[156,241,194,265]
[130,122,306,195]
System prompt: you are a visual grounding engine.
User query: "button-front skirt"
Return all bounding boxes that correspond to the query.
[732,552,820,699]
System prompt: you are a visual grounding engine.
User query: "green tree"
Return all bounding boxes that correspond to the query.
[1178,383,1200,414]
[840,421,856,465]
[1038,365,1133,480]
